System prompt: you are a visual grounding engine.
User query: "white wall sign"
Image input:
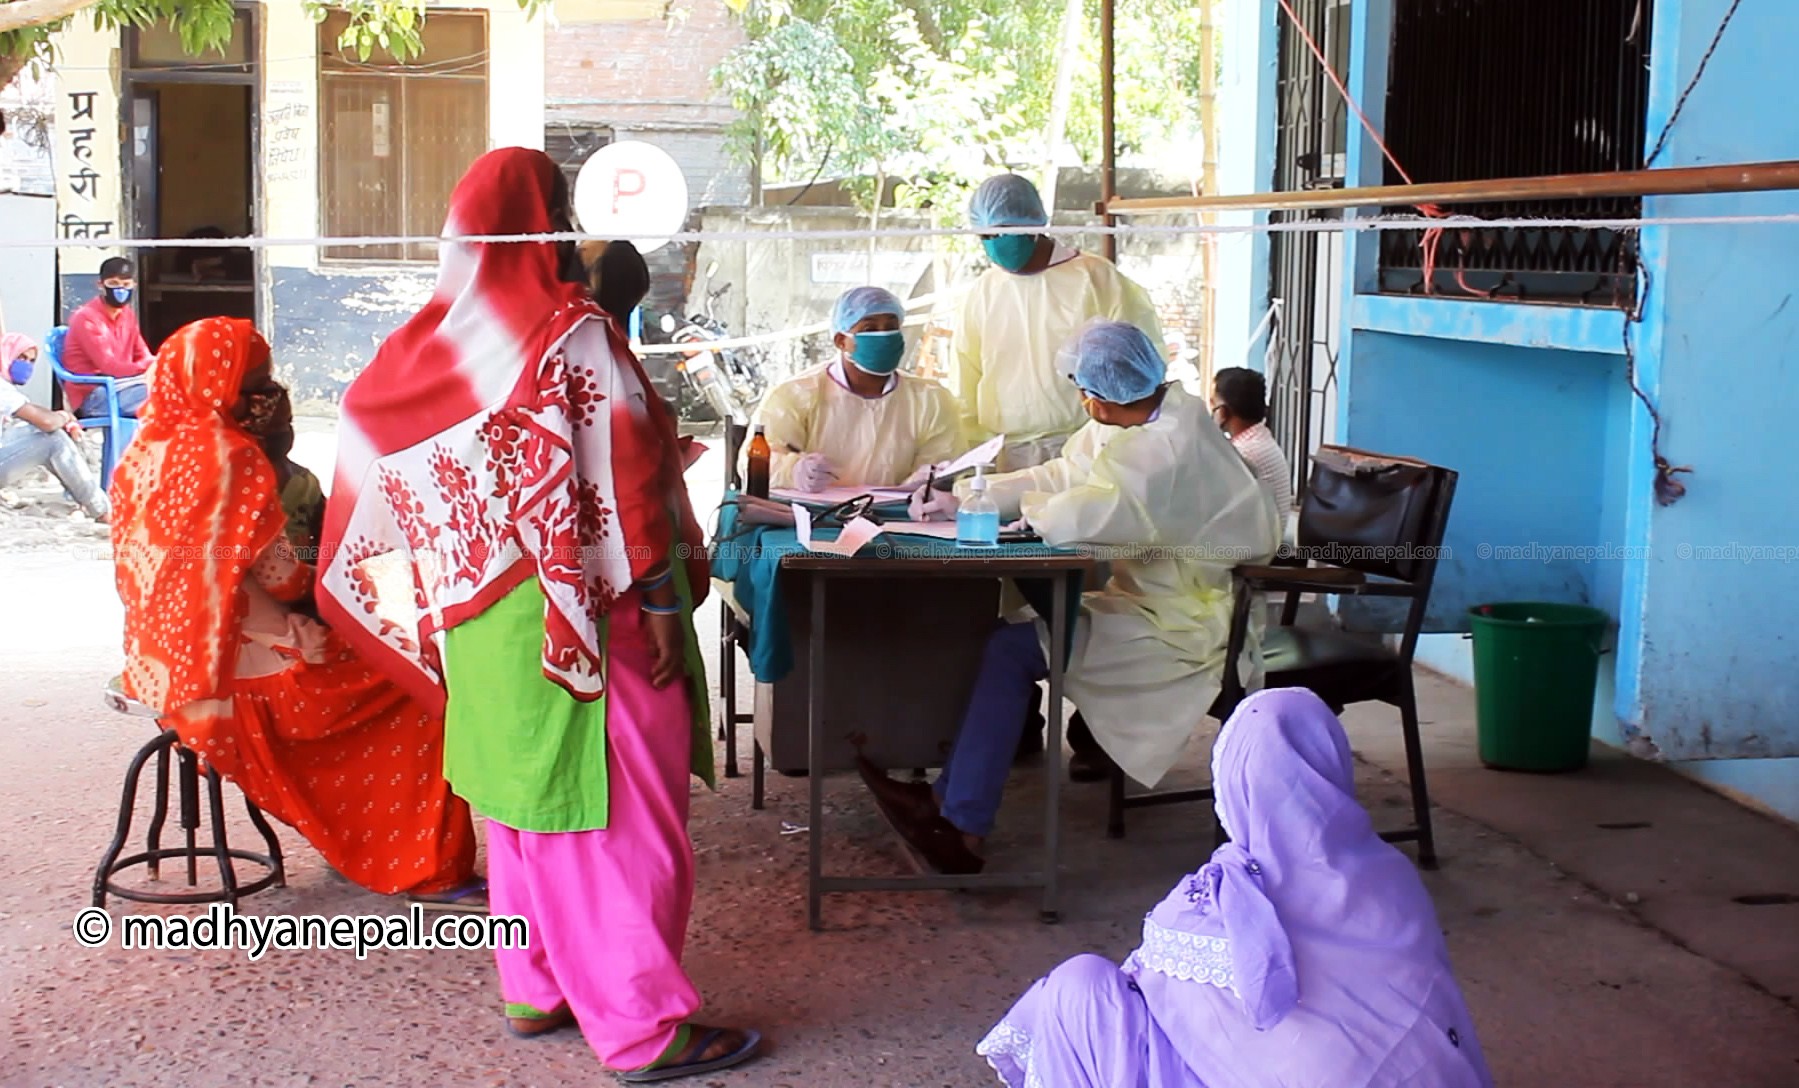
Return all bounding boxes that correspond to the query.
[573,140,689,254]
[372,99,391,159]
[810,251,931,287]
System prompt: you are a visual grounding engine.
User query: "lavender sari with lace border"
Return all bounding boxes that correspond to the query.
[977,689,1494,1088]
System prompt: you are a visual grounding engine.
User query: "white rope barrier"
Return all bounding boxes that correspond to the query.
[14,211,1799,251]
[631,287,965,355]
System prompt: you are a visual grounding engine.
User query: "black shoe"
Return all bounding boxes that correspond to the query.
[856,759,983,875]
[1066,712,1113,782]
[1014,703,1046,763]
[1068,748,1116,783]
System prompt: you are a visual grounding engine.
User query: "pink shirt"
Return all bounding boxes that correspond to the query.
[62,296,153,412]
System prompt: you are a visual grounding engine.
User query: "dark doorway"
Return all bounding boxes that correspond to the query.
[123,9,258,349]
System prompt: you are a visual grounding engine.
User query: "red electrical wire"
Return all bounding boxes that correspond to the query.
[1271,0,1466,294]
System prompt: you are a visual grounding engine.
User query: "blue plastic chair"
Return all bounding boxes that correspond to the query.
[43,325,140,489]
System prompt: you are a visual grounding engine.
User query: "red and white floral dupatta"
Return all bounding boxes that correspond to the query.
[320,147,653,713]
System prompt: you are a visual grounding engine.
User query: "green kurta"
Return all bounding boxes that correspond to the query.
[441,568,713,833]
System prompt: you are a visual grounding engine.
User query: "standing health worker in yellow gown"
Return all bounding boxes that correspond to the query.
[955,174,1169,473]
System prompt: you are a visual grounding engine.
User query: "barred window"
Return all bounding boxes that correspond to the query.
[319,10,489,262]
[1378,0,1652,305]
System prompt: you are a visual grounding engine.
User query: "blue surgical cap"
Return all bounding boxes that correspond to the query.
[1061,321,1167,403]
[969,173,1049,230]
[831,286,907,334]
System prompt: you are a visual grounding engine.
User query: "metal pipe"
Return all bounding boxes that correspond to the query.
[1104,159,1799,215]
[1100,0,1117,262]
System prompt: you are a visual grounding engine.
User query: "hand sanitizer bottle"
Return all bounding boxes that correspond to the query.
[957,466,1000,550]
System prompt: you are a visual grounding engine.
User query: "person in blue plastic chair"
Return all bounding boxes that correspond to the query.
[62,256,153,421]
[861,321,1281,875]
[742,285,962,491]
[0,332,110,521]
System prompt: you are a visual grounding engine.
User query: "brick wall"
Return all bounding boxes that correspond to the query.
[545,0,743,130]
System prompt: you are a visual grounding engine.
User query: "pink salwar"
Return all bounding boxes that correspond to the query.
[485,634,701,1072]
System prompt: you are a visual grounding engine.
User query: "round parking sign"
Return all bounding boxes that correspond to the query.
[573,141,690,255]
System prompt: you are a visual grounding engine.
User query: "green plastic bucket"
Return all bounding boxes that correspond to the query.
[1468,602,1609,773]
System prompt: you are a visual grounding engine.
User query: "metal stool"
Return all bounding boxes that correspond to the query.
[93,684,285,908]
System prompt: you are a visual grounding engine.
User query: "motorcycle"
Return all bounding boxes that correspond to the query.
[657,262,763,425]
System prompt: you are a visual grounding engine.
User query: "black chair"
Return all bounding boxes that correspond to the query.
[717,420,755,785]
[94,683,285,908]
[1106,445,1458,870]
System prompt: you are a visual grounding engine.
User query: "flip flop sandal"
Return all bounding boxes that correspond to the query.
[617,1026,762,1083]
[408,877,488,914]
[505,1003,576,1038]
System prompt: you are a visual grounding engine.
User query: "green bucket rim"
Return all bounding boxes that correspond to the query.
[1467,602,1610,629]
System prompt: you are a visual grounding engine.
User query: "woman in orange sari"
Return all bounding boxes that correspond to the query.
[110,316,477,900]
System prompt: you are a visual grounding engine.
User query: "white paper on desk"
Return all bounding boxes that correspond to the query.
[903,433,1008,489]
[882,520,961,540]
[771,484,914,506]
[792,503,886,556]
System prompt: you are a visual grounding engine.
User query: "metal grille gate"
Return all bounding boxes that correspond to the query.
[1266,0,1350,499]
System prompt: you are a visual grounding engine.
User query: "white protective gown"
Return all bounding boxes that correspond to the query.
[743,360,963,489]
[954,251,1168,472]
[968,386,1281,787]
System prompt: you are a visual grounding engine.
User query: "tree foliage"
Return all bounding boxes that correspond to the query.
[713,0,1214,219]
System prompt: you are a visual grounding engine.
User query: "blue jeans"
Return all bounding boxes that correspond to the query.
[0,427,110,518]
[935,621,1048,837]
[74,380,148,420]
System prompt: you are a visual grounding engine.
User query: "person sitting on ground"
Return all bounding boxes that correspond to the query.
[111,316,481,911]
[1213,366,1294,534]
[978,687,1495,1088]
[742,285,961,492]
[62,256,154,421]
[860,321,1281,875]
[0,333,110,521]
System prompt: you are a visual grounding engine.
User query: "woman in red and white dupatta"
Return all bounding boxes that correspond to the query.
[319,148,758,1081]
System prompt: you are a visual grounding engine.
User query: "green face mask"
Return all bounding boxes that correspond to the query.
[982,234,1039,273]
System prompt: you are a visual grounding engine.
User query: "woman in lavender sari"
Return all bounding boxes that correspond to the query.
[978,688,1494,1088]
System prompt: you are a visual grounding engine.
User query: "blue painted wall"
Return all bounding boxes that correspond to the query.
[57,267,426,406]
[271,266,435,404]
[1338,331,1631,631]
[1615,0,1799,800]
[1278,0,1799,817]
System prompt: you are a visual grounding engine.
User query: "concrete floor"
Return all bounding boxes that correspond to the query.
[2,439,1798,1086]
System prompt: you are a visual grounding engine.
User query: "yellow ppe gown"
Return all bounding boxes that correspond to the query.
[743,361,964,489]
[954,251,1168,472]
[964,386,1281,787]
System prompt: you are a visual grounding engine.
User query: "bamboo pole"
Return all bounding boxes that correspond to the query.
[1100,0,1117,264]
[1196,0,1220,389]
[1101,159,1799,216]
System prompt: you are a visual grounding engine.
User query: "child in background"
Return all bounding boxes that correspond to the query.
[241,382,324,617]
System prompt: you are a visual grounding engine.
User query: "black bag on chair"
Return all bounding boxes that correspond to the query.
[1298,446,1438,581]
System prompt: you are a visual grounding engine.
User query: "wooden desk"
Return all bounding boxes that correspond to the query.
[780,552,1093,930]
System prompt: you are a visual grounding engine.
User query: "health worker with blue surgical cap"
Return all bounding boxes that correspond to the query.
[865,321,1281,876]
[741,286,963,492]
[955,173,1169,474]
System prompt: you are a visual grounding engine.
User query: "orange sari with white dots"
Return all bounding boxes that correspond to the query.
[111,318,474,895]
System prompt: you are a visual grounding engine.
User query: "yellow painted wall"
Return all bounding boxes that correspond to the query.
[53,1,546,275]
[51,24,123,277]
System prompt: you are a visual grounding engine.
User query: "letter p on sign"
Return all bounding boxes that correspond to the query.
[611,169,646,214]
[574,142,690,255]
